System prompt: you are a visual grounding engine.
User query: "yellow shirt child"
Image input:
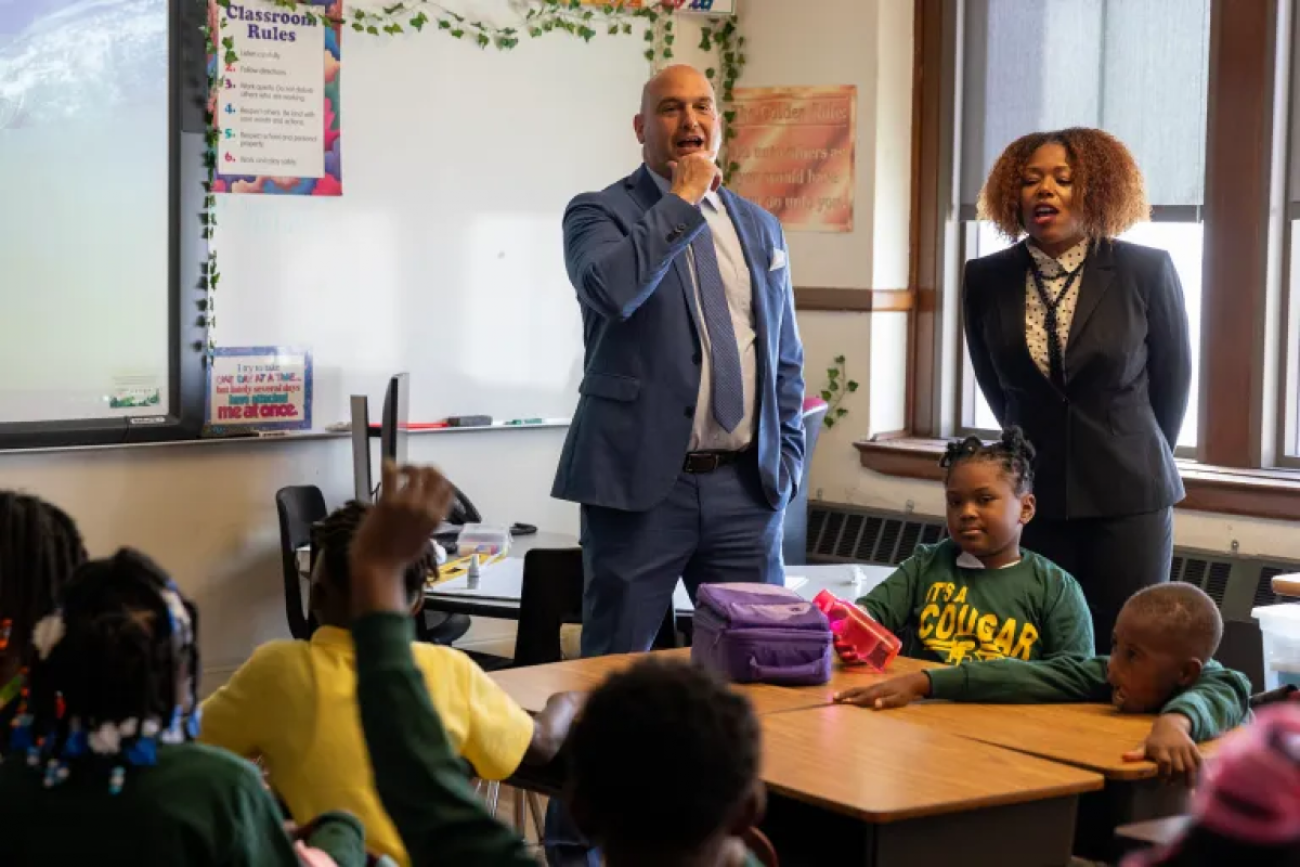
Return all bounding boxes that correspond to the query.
[201,501,580,866]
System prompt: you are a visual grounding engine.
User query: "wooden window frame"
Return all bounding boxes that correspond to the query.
[860,0,1300,520]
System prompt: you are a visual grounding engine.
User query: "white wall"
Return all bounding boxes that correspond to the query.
[739,0,914,485]
[0,429,577,689]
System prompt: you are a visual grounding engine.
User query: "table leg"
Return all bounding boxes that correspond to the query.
[1073,779,1189,862]
[761,791,1080,867]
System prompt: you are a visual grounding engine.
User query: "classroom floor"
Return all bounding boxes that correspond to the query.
[480,783,549,864]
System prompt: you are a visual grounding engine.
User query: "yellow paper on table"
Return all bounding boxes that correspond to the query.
[430,551,507,584]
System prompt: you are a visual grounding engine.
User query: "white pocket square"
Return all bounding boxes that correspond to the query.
[769,248,787,271]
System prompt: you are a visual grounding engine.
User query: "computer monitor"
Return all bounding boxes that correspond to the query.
[349,394,372,503]
[379,372,410,468]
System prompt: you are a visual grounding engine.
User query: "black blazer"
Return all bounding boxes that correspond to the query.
[963,239,1192,521]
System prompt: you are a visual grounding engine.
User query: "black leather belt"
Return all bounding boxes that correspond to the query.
[683,449,751,474]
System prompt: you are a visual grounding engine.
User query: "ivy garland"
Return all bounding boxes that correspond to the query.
[198,0,746,354]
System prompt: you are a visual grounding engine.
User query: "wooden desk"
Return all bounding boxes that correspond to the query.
[758,705,1102,866]
[886,700,1217,861]
[775,655,942,707]
[890,700,1217,781]
[489,648,829,717]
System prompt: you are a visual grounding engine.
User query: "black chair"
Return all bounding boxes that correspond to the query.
[514,547,679,666]
[275,485,470,646]
[783,398,830,567]
[275,485,326,640]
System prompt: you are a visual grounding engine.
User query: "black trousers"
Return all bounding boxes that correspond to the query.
[1021,507,1173,655]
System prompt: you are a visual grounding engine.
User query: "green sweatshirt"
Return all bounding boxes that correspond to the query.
[0,740,365,866]
[353,614,763,867]
[926,656,1252,741]
[857,539,1093,665]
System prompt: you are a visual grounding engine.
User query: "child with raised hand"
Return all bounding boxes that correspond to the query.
[836,583,1252,784]
[347,462,541,867]
[0,492,87,746]
[852,428,1094,666]
[201,500,580,867]
[349,462,770,867]
[0,548,365,867]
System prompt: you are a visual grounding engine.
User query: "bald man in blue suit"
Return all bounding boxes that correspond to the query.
[552,64,806,659]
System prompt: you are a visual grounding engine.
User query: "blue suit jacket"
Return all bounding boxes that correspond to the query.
[552,166,806,513]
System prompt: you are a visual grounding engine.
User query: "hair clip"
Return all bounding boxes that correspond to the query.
[43,758,68,789]
[30,613,65,661]
[161,706,184,745]
[125,734,157,767]
[109,765,125,795]
[9,714,33,754]
[185,706,203,740]
[89,722,122,755]
[124,718,159,766]
[63,722,87,760]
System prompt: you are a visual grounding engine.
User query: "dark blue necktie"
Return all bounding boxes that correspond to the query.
[691,224,744,432]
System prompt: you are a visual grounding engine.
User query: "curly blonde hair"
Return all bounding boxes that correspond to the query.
[976,128,1150,243]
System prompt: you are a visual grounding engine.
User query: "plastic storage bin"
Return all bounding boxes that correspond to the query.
[1253,603,1300,691]
[455,524,511,558]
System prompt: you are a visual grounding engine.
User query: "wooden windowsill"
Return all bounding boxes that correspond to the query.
[854,437,1300,522]
[793,287,914,312]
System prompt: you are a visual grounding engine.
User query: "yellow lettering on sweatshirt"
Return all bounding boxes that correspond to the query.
[1012,622,1039,660]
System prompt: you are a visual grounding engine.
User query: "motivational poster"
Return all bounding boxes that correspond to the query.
[209,0,341,195]
[206,347,313,433]
[728,85,856,233]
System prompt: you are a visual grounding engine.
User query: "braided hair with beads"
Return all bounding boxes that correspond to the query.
[8,548,201,793]
[0,492,87,741]
[938,426,1037,496]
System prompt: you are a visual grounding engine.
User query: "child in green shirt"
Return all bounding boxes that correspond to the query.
[0,492,87,749]
[0,548,364,867]
[836,582,1252,783]
[854,428,1094,665]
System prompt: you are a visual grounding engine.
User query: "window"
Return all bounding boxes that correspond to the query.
[951,0,1211,450]
[884,0,1300,518]
[1283,6,1300,463]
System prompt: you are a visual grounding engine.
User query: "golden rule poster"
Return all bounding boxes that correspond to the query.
[728,86,856,233]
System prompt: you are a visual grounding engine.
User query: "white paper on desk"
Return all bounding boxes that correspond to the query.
[784,576,808,592]
[431,557,524,602]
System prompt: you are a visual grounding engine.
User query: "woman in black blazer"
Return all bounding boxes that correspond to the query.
[963,128,1192,653]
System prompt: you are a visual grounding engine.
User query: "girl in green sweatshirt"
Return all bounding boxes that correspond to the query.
[0,548,365,867]
[854,428,1094,666]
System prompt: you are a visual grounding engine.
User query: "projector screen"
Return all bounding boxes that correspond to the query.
[0,0,171,424]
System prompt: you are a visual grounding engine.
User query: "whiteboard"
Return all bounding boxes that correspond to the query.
[214,0,650,426]
[0,0,171,424]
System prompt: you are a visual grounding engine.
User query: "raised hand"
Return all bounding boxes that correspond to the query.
[349,462,454,617]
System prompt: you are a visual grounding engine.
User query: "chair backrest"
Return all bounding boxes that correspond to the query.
[514,548,679,666]
[782,398,829,567]
[275,485,327,640]
[514,548,585,666]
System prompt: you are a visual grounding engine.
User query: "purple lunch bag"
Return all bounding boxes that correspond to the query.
[691,583,833,686]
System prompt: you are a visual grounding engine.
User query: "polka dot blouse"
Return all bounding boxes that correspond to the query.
[1025,239,1088,381]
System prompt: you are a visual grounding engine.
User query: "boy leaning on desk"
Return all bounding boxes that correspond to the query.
[836,582,1252,784]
